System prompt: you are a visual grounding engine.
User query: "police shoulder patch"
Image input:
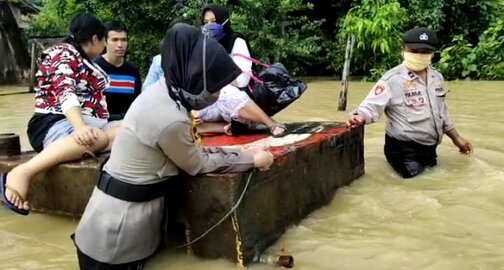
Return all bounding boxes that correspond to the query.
[374,85,385,95]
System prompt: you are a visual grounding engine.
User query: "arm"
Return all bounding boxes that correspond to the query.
[50,50,99,145]
[64,107,87,129]
[445,128,460,141]
[158,120,254,175]
[230,38,252,88]
[355,81,392,124]
[446,128,472,154]
[436,73,471,154]
[442,100,472,154]
[50,49,85,129]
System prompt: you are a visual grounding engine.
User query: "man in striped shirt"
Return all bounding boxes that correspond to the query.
[95,21,142,121]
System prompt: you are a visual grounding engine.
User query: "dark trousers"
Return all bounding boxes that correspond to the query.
[72,234,147,270]
[384,135,437,179]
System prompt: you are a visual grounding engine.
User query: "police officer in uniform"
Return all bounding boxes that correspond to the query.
[347,27,472,178]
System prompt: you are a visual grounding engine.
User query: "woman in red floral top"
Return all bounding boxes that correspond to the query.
[1,14,120,215]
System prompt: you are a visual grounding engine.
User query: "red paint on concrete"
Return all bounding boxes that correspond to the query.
[201,125,349,158]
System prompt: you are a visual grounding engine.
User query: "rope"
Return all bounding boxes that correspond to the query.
[176,170,255,248]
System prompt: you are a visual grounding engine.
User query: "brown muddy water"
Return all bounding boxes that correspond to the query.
[0,81,503,270]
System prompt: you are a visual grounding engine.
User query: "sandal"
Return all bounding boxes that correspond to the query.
[1,172,29,215]
[268,122,288,138]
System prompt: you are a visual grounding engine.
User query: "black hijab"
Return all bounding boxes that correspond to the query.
[160,23,242,110]
[201,4,249,54]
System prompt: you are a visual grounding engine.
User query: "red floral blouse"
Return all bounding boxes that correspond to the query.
[34,43,110,119]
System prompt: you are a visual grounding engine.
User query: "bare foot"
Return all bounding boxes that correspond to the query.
[5,166,31,210]
[223,124,233,136]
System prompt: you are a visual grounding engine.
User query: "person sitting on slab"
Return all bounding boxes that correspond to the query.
[1,13,120,215]
[193,4,287,137]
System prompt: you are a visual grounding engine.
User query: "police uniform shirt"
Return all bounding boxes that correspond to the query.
[355,63,454,146]
[74,78,254,264]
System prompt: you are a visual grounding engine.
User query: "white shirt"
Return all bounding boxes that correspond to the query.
[230,38,252,88]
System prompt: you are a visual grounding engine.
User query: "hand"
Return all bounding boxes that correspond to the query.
[191,110,202,124]
[193,117,203,125]
[346,114,365,129]
[73,126,100,148]
[452,136,473,155]
[252,150,274,171]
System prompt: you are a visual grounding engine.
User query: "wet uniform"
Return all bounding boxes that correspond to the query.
[354,63,454,178]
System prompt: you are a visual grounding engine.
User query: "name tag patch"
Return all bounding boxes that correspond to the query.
[405,90,425,107]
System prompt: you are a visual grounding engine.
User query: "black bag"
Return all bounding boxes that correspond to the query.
[234,54,308,116]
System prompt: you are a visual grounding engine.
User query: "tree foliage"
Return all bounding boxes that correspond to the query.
[27,0,504,80]
[336,0,406,80]
[438,19,504,80]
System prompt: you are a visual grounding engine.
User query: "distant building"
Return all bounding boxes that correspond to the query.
[0,0,40,84]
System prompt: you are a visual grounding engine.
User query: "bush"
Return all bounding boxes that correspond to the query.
[438,20,504,80]
[474,19,504,80]
[437,36,475,79]
[224,0,328,76]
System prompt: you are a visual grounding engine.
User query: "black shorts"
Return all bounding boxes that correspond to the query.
[72,234,147,270]
[384,135,437,179]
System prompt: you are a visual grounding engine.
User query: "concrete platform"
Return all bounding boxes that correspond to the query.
[0,121,364,266]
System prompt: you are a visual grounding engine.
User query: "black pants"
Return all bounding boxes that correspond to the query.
[384,135,437,179]
[72,234,147,270]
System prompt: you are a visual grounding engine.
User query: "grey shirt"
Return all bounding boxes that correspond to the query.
[75,79,254,264]
[354,64,454,146]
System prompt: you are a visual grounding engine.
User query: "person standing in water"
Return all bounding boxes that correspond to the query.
[73,23,274,269]
[347,27,472,178]
[193,4,287,137]
[1,14,118,215]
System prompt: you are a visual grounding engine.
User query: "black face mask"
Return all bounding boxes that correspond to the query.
[175,87,218,110]
[177,35,218,110]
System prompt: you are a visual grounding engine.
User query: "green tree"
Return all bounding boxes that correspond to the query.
[438,19,504,80]
[336,0,407,80]
[223,0,327,75]
[26,0,504,79]
[400,0,445,32]
[28,0,88,36]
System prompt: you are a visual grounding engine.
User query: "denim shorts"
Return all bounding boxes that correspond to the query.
[43,115,110,149]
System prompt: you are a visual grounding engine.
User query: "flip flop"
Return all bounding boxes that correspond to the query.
[268,122,288,138]
[1,172,29,215]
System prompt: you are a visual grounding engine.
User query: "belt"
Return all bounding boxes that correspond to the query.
[96,171,170,202]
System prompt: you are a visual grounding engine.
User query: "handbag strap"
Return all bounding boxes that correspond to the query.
[232,53,267,86]
[232,53,271,68]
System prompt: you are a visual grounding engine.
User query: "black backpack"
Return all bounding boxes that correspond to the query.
[234,54,308,117]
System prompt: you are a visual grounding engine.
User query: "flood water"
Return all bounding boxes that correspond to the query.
[0,80,503,270]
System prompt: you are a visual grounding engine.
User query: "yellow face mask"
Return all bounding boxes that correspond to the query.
[402,51,433,71]
[191,116,202,146]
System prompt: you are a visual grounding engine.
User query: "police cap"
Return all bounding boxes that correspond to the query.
[402,27,438,51]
